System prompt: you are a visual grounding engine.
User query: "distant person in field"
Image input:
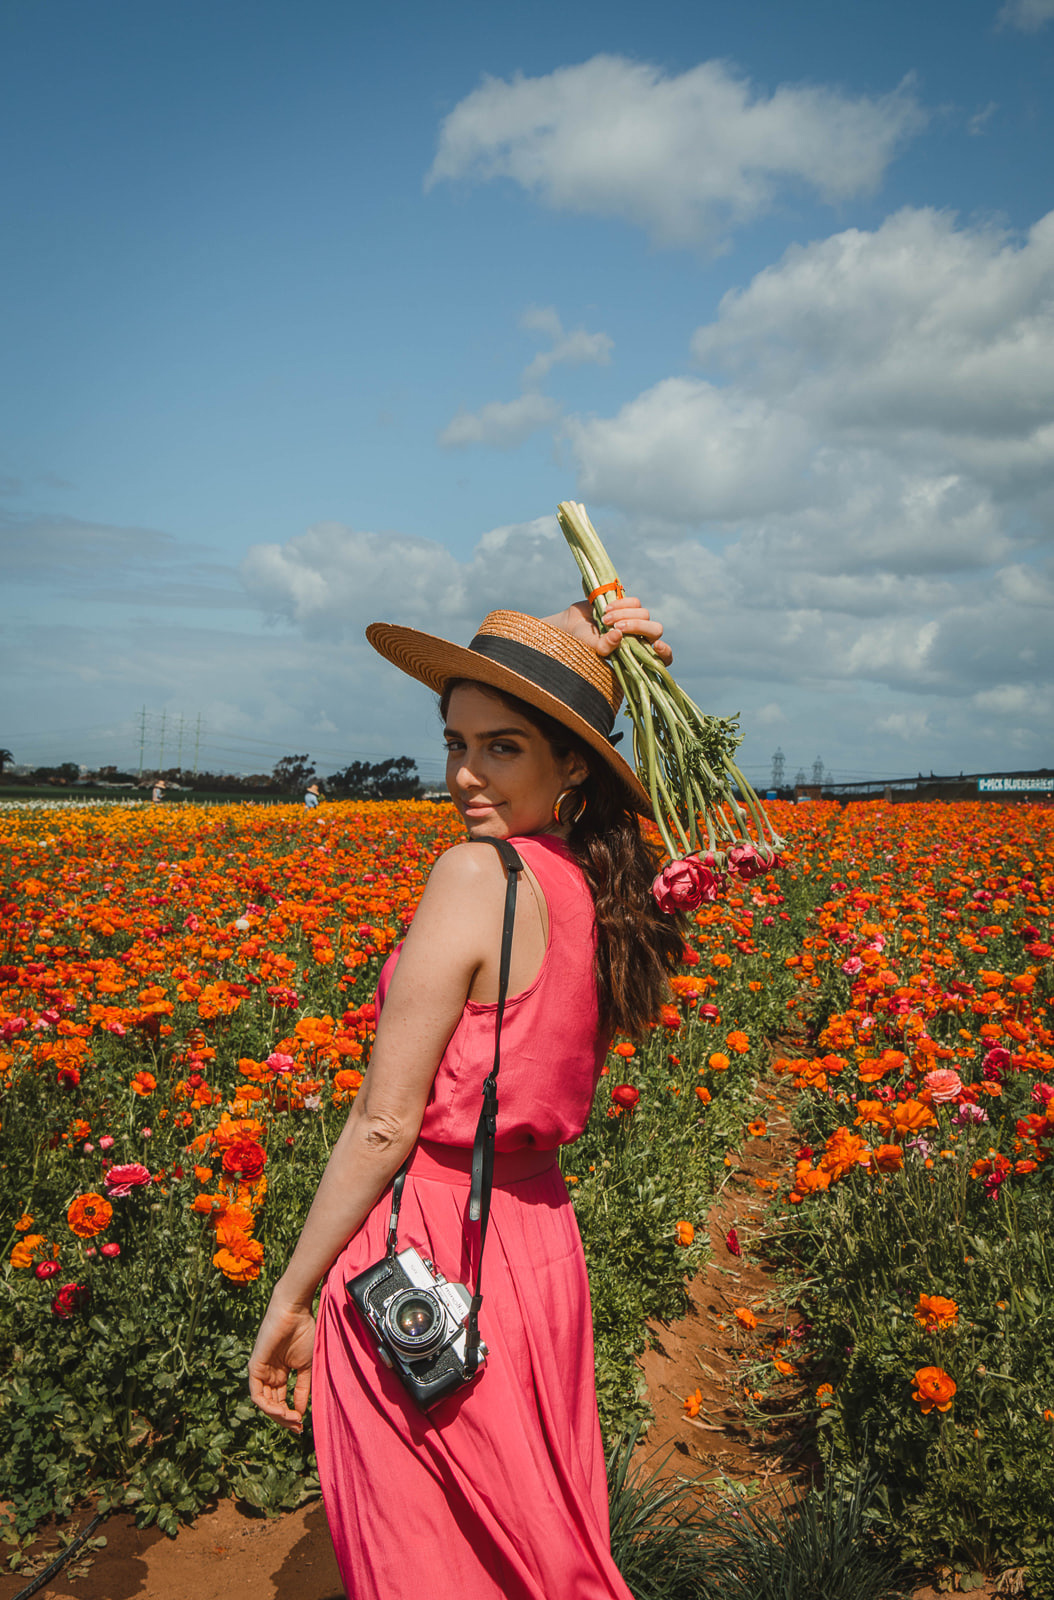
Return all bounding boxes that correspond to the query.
[151,780,166,803]
[250,592,679,1600]
[304,782,322,808]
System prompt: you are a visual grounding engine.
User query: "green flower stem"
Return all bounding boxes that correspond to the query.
[557,500,780,866]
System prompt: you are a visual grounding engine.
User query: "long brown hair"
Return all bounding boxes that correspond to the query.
[439,680,684,1038]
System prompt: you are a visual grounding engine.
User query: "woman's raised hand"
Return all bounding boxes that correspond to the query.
[545,599,673,666]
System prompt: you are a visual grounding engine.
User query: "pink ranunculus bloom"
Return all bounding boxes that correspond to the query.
[953,1103,988,1126]
[982,1046,1011,1080]
[35,1259,60,1281]
[652,855,721,914]
[840,955,863,976]
[104,1162,152,1198]
[726,842,775,882]
[924,1069,964,1104]
[1031,1083,1054,1106]
[98,1135,114,1150]
[101,1242,121,1259]
[266,1051,296,1075]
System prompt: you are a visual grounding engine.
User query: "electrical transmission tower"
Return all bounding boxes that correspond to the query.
[812,756,825,787]
[771,747,785,788]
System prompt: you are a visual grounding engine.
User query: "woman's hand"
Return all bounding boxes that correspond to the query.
[248,1289,316,1433]
[545,599,673,665]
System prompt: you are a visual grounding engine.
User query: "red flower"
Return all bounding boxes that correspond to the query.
[51,1283,91,1319]
[221,1139,267,1181]
[35,1260,60,1281]
[611,1084,640,1112]
[725,1228,741,1257]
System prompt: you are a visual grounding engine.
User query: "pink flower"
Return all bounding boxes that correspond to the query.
[841,956,863,976]
[652,855,721,914]
[98,1135,114,1151]
[104,1162,152,1198]
[35,1260,60,1281]
[266,1052,296,1075]
[101,1242,121,1259]
[953,1104,988,1126]
[924,1069,963,1104]
[982,1047,1011,1081]
[1031,1083,1054,1106]
[726,843,768,882]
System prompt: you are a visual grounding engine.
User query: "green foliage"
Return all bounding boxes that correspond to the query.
[710,1470,910,1600]
[607,1425,725,1599]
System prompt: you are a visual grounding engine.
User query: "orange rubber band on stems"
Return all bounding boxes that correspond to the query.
[587,581,625,604]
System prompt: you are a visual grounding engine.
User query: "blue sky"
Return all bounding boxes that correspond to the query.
[2,0,1052,787]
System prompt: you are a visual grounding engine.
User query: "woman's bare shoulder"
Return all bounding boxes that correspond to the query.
[414,839,508,914]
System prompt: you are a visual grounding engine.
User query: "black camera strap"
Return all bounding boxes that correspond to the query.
[382,837,524,1380]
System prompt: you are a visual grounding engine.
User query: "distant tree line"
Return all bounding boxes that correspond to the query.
[0,749,424,800]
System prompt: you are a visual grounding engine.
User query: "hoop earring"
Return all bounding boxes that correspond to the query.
[553,787,587,827]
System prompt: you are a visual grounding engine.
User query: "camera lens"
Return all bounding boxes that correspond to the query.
[383,1289,444,1358]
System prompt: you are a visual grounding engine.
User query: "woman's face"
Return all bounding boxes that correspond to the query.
[443,683,589,840]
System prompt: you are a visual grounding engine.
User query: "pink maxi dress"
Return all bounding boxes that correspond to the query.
[313,834,635,1600]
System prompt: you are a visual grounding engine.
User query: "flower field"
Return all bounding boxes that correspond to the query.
[1,798,1052,1584]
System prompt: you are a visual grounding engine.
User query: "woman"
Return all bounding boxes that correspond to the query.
[249,596,683,1599]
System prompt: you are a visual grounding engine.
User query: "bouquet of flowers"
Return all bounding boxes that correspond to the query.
[556,501,784,909]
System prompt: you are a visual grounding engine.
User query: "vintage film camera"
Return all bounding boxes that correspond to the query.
[348,1244,487,1410]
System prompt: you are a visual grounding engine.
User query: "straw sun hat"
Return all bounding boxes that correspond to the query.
[366,610,651,814]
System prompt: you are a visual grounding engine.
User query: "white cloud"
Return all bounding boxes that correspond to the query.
[438,392,560,449]
[439,307,610,451]
[567,377,812,520]
[968,101,998,135]
[997,0,1054,30]
[520,306,613,385]
[427,55,925,247]
[876,709,933,741]
[240,516,564,639]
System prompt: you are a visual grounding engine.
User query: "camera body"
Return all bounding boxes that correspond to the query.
[348,1245,487,1410]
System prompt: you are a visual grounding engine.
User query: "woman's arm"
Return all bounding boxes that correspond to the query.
[248,843,509,1430]
[544,597,673,665]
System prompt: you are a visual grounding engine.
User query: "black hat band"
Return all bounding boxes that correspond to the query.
[466,633,616,738]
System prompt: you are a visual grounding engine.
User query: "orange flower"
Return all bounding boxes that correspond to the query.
[14,1213,34,1233]
[675,1220,695,1246]
[820,1129,869,1180]
[890,1099,938,1137]
[734,1306,758,1330]
[613,1042,635,1058]
[683,1387,702,1417]
[10,1233,46,1268]
[747,1120,767,1137]
[773,1357,795,1376]
[816,1383,834,1406]
[213,1237,264,1284]
[708,1053,730,1072]
[914,1293,958,1332]
[912,1365,956,1413]
[694,1085,711,1104]
[194,1165,213,1183]
[67,1192,113,1239]
[725,1031,750,1054]
[130,1070,157,1096]
[870,1144,904,1173]
[854,1099,892,1130]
